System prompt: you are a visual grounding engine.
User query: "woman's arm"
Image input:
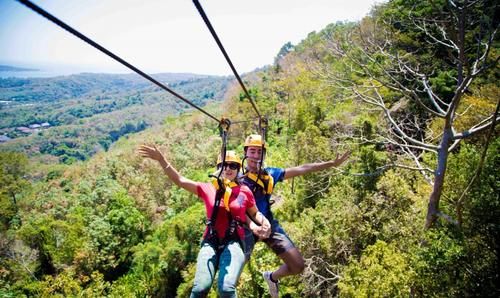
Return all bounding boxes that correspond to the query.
[138,145,198,195]
[247,206,268,226]
[246,205,271,239]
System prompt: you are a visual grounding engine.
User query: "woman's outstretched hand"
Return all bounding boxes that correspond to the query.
[137,145,165,162]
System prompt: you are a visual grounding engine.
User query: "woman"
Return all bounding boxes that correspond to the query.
[138,145,270,298]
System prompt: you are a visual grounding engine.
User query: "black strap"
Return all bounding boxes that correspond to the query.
[254,117,268,190]
[206,186,225,239]
[207,117,231,230]
[222,186,243,246]
[217,118,231,180]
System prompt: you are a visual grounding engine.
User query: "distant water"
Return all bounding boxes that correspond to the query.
[0,69,82,79]
[0,62,134,79]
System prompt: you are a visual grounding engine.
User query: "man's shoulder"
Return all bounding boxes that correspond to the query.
[265,166,284,172]
[265,167,285,178]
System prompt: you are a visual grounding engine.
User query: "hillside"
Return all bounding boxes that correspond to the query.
[0,72,222,102]
[0,73,231,165]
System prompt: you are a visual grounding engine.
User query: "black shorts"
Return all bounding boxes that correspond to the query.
[244,220,296,260]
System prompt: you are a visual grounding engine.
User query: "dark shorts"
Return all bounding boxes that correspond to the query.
[244,220,296,260]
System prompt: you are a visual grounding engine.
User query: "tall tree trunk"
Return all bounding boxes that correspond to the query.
[425,127,453,228]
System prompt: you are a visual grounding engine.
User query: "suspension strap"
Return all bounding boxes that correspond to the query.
[206,117,231,232]
[205,182,225,242]
[216,118,231,180]
[259,116,269,142]
[254,116,268,189]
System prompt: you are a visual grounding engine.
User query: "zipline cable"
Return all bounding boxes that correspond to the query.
[192,0,262,119]
[17,0,219,123]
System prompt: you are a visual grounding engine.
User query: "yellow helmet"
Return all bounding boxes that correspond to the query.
[217,150,241,166]
[244,134,266,149]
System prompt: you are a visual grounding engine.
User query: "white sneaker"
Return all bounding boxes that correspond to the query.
[263,271,279,298]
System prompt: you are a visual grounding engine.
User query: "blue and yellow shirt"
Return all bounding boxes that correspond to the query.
[241,167,285,220]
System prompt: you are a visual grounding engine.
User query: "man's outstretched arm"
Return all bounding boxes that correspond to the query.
[283,151,351,180]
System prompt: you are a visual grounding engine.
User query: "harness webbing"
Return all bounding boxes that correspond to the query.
[205,186,225,241]
[245,172,274,195]
[211,178,238,212]
[205,182,243,250]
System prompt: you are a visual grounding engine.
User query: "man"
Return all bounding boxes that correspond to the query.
[241,134,350,298]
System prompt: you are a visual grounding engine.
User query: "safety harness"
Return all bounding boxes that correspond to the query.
[204,118,244,252]
[244,172,274,195]
[241,118,276,218]
[204,179,244,252]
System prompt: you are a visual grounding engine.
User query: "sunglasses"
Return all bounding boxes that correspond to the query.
[223,163,240,170]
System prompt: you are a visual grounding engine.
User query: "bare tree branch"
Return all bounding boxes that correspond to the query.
[456,99,499,225]
[422,78,448,114]
[413,18,459,50]
[358,87,439,150]
[453,113,500,139]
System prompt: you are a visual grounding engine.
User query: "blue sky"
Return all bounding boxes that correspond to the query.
[0,0,380,75]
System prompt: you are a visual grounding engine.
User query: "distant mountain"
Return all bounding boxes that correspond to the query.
[0,65,39,72]
[0,71,232,162]
[0,72,230,102]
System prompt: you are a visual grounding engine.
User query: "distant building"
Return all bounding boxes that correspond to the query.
[0,135,11,142]
[41,122,51,128]
[29,124,41,129]
[16,127,32,133]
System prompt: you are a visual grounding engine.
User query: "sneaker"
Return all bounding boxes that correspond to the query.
[263,271,279,298]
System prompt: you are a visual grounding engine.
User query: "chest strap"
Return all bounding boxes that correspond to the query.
[245,172,274,194]
[205,180,243,251]
[211,178,238,211]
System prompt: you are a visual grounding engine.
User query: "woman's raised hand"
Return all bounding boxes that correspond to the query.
[137,145,165,162]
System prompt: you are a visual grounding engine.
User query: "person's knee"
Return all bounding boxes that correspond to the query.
[288,255,305,274]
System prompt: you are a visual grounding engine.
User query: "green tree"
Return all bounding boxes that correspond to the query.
[322,0,499,228]
[339,240,414,297]
[0,152,29,229]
